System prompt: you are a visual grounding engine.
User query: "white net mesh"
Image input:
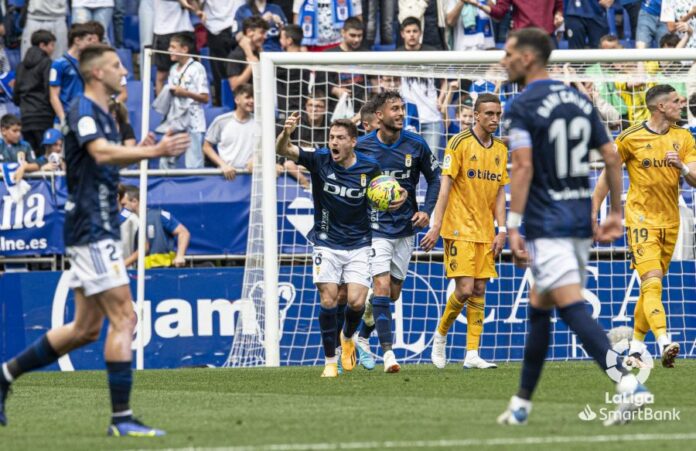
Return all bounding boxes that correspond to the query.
[226,53,696,367]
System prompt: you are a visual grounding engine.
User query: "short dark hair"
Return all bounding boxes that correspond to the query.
[474,93,501,111]
[400,16,421,31]
[31,29,56,46]
[343,17,364,32]
[509,27,554,65]
[645,84,677,110]
[242,15,270,33]
[234,83,254,98]
[330,119,358,138]
[84,20,105,41]
[689,93,696,117]
[68,23,96,46]
[371,90,403,111]
[360,100,377,122]
[599,34,620,46]
[171,33,196,54]
[1,114,21,129]
[659,33,681,48]
[79,44,117,82]
[283,24,303,46]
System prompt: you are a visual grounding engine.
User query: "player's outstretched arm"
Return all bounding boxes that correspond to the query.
[276,111,301,162]
[86,131,191,166]
[420,175,453,252]
[595,142,624,243]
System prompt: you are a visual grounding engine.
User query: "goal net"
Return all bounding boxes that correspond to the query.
[224,49,696,368]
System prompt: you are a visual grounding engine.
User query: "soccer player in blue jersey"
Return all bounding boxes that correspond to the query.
[496,28,651,426]
[0,45,190,435]
[355,90,441,373]
[276,112,395,377]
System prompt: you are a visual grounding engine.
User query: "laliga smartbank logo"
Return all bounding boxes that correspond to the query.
[577,339,680,423]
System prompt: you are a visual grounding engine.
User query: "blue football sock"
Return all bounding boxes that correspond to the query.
[336,304,346,344]
[319,306,338,358]
[3,334,59,382]
[372,296,393,350]
[106,361,133,423]
[343,305,365,338]
[518,306,551,400]
[359,323,375,340]
[559,302,627,376]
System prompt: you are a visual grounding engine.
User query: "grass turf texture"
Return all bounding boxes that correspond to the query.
[1,361,694,450]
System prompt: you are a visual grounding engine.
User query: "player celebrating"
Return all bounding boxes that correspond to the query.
[421,93,508,369]
[355,90,441,373]
[593,84,696,369]
[0,45,190,434]
[496,28,649,426]
[276,112,392,377]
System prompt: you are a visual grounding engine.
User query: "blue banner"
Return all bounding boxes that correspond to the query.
[0,175,252,256]
[1,263,694,370]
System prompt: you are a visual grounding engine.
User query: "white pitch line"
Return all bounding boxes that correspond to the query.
[124,432,696,451]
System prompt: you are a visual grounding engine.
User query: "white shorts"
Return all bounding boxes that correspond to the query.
[65,238,130,297]
[370,236,414,280]
[313,246,372,288]
[527,238,592,294]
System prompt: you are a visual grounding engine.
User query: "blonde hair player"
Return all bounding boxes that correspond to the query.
[421,93,508,369]
[593,84,696,369]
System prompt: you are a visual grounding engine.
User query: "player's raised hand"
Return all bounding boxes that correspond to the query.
[420,226,439,252]
[508,228,529,268]
[158,130,191,157]
[665,151,685,170]
[284,112,301,136]
[388,187,408,212]
[595,212,623,244]
[491,231,506,257]
[411,211,429,228]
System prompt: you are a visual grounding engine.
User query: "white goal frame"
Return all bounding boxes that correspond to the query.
[253,47,696,367]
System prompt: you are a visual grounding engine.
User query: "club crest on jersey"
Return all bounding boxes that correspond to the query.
[360,173,367,187]
[673,143,680,151]
[495,156,501,166]
[405,154,412,167]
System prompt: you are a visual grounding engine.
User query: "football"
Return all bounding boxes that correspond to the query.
[367,175,401,211]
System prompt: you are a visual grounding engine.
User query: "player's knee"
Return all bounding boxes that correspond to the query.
[455,286,473,300]
[373,274,391,296]
[74,324,102,345]
[472,285,486,298]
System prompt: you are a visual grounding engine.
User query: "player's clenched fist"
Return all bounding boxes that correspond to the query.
[594,212,623,244]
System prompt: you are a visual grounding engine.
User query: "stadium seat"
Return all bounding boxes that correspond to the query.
[123,15,140,52]
[221,79,235,110]
[117,48,134,80]
[372,44,396,51]
[204,106,231,128]
[199,47,215,86]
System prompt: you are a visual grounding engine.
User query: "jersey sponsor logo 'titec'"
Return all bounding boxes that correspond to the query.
[466,168,502,182]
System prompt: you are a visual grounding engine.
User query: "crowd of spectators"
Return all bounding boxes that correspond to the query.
[1,0,696,176]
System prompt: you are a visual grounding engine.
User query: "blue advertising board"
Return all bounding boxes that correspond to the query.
[1,263,694,370]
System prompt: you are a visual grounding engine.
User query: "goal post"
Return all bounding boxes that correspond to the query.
[229,47,696,368]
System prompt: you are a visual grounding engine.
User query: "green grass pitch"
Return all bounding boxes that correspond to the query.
[1,361,694,450]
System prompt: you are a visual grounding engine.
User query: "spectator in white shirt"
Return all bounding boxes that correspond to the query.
[157,33,210,169]
[203,83,258,180]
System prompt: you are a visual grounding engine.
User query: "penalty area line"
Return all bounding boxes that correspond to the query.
[124,432,696,450]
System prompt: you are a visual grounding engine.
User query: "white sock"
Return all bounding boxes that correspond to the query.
[1,363,14,383]
[656,333,671,350]
[325,356,338,364]
[628,339,644,356]
[435,331,446,340]
[466,350,479,359]
[357,336,369,346]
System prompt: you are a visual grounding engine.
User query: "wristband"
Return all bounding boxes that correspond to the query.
[506,212,523,229]
[681,165,690,177]
[497,226,507,233]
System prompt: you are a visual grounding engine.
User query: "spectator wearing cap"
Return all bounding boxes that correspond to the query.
[14,30,57,155]
[35,129,65,171]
